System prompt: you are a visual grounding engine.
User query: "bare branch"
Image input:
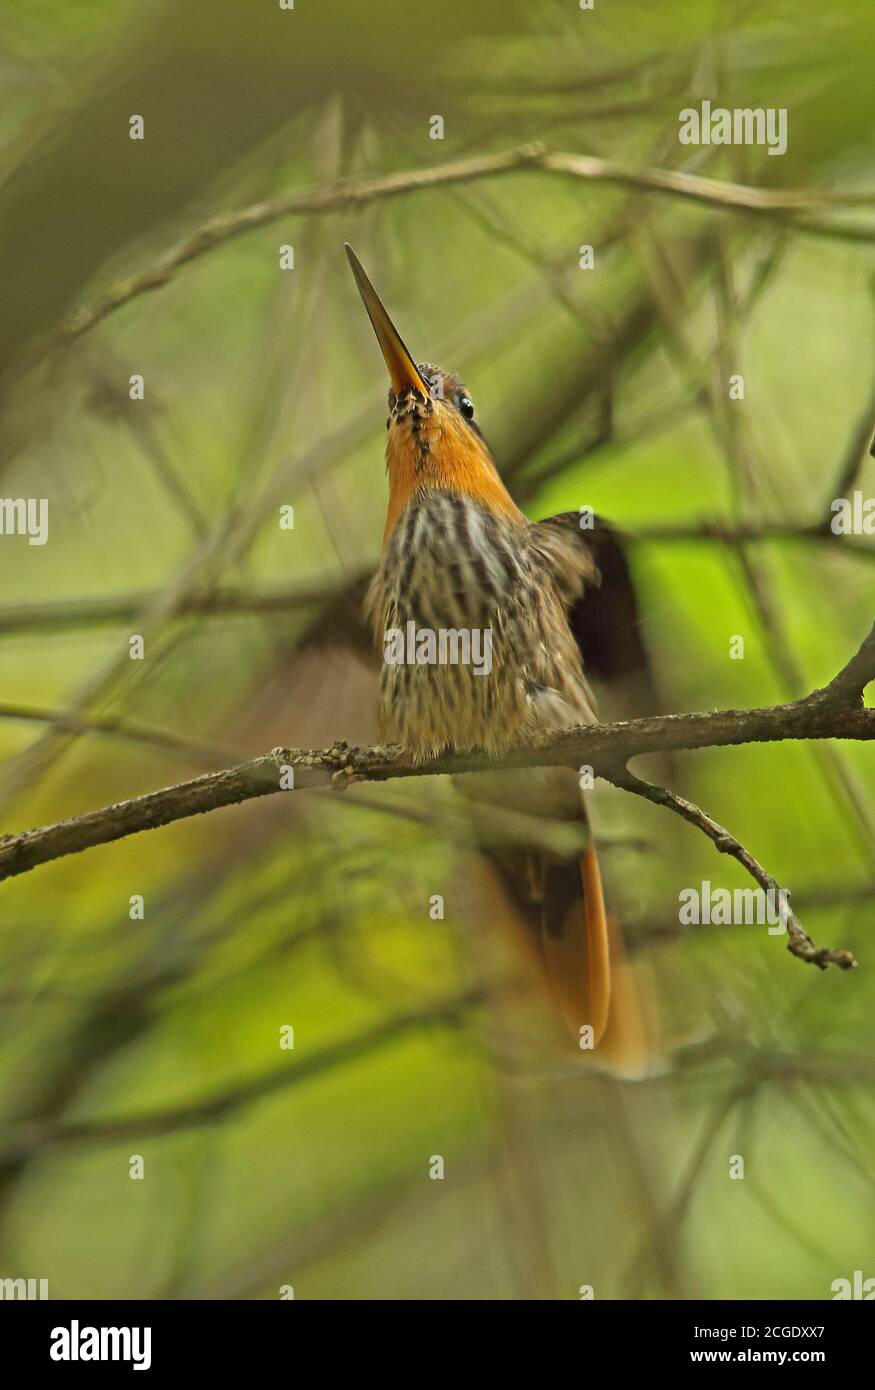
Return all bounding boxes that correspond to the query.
[628,519,875,562]
[1,624,872,970]
[40,144,875,363]
[1,520,871,640]
[0,988,485,1163]
[595,625,875,972]
[0,701,233,768]
[0,575,361,637]
[606,765,856,970]
[822,281,875,513]
[815,625,875,707]
[536,149,875,213]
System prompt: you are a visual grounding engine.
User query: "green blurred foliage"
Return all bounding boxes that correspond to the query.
[0,0,873,1300]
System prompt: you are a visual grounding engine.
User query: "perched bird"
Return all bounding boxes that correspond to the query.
[346,244,652,1068]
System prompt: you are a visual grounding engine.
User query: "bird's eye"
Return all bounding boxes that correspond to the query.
[458,395,475,420]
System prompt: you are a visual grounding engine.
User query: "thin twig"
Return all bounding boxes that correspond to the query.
[0,701,234,768]
[606,765,856,970]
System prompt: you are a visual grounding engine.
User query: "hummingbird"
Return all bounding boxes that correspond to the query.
[345,244,651,1067]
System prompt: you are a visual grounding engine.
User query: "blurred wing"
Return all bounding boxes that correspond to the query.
[531,511,662,718]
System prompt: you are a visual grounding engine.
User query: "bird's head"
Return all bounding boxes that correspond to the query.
[345,244,522,540]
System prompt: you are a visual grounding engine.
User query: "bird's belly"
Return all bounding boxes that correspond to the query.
[370,544,592,761]
[368,494,596,761]
[378,591,522,759]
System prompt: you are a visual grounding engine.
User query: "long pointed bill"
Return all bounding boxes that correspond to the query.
[345,243,430,401]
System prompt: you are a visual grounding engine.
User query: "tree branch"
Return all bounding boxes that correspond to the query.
[606,765,856,970]
[0,988,485,1163]
[1,626,872,974]
[0,520,870,639]
[41,144,875,363]
[0,701,232,768]
[628,519,875,563]
[0,575,362,636]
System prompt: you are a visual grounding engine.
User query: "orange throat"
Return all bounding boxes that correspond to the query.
[382,399,523,542]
